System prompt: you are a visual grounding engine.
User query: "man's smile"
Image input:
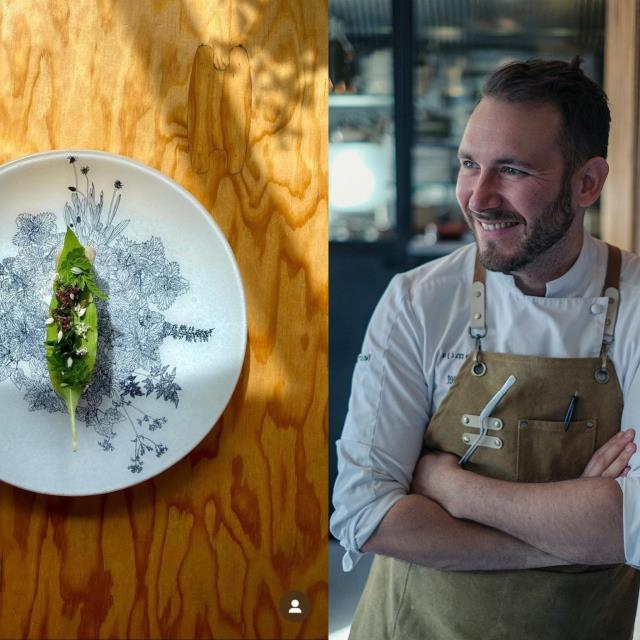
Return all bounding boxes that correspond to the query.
[478,220,520,231]
[468,212,524,238]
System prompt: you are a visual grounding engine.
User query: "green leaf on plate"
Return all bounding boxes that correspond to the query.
[45,227,106,450]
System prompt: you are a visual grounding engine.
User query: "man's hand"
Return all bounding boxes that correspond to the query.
[581,428,635,478]
[410,429,636,565]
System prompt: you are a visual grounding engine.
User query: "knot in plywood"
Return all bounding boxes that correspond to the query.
[188,43,251,175]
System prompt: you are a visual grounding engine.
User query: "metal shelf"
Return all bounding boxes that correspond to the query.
[329,94,394,108]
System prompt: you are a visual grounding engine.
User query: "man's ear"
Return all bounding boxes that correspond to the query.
[573,157,609,208]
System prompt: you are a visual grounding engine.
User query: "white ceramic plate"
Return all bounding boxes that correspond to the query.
[0,150,246,495]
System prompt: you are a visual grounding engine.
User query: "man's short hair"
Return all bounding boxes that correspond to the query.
[482,57,610,174]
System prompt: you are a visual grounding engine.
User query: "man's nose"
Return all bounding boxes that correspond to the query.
[468,171,501,213]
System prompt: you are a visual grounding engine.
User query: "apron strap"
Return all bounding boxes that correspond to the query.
[470,251,487,375]
[602,243,621,344]
[470,243,623,380]
[470,244,622,323]
[603,243,622,292]
[473,252,486,286]
[470,256,487,338]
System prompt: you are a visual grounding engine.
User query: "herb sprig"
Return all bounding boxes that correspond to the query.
[57,247,107,300]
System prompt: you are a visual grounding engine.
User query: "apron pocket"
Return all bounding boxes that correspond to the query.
[516,418,597,483]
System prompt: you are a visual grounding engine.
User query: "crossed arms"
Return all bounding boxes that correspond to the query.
[361,429,636,570]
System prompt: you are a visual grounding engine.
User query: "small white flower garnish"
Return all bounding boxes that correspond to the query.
[70,266,83,275]
[78,307,86,318]
[74,322,90,338]
[69,292,75,300]
[67,356,73,368]
[75,347,88,357]
[46,317,54,325]
[57,330,63,343]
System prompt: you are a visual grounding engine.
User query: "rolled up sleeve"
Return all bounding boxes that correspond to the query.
[617,475,640,568]
[616,351,640,568]
[330,275,431,570]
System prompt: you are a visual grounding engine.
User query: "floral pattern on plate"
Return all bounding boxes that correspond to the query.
[0,157,215,474]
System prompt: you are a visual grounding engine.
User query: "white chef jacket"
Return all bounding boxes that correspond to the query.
[330,232,640,571]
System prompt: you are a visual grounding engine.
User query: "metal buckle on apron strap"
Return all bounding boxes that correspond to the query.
[470,334,486,377]
[595,343,611,384]
[459,375,516,465]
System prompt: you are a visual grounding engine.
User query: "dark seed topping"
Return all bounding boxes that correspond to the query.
[53,310,73,332]
[55,285,81,310]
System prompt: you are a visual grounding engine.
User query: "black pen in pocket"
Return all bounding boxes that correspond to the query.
[563,392,579,431]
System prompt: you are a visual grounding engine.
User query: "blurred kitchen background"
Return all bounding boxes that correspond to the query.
[329,0,605,518]
[328,1,640,638]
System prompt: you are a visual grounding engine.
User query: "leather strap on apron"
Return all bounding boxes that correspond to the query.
[349,244,638,640]
[470,244,622,384]
[470,243,622,289]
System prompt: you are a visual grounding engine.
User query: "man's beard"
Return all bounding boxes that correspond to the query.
[466,180,575,274]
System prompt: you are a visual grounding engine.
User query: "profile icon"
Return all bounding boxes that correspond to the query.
[279,591,310,621]
[288,599,302,614]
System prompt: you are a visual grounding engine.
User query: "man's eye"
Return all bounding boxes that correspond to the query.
[501,166,524,176]
[460,160,476,169]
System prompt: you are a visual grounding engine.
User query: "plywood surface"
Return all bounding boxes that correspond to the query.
[0,1,328,638]
[602,0,640,251]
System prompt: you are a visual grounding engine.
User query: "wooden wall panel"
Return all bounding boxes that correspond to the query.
[0,1,328,639]
[602,0,640,251]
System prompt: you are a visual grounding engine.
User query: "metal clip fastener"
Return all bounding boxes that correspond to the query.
[471,334,486,377]
[595,343,611,384]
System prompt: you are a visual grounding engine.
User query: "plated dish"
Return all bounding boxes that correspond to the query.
[0,150,247,496]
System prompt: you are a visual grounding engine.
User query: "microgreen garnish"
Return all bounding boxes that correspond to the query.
[57,247,107,300]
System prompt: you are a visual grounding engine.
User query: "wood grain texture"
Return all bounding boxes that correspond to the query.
[602,0,640,251]
[0,1,328,639]
[189,44,217,174]
[221,45,251,174]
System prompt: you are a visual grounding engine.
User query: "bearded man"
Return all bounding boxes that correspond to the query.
[331,57,640,639]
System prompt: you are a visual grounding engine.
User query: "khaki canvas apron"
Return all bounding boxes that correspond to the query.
[350,245,639,640]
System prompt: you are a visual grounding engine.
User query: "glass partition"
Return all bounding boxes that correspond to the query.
[329,0,606,250]
[329,2,396,242]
